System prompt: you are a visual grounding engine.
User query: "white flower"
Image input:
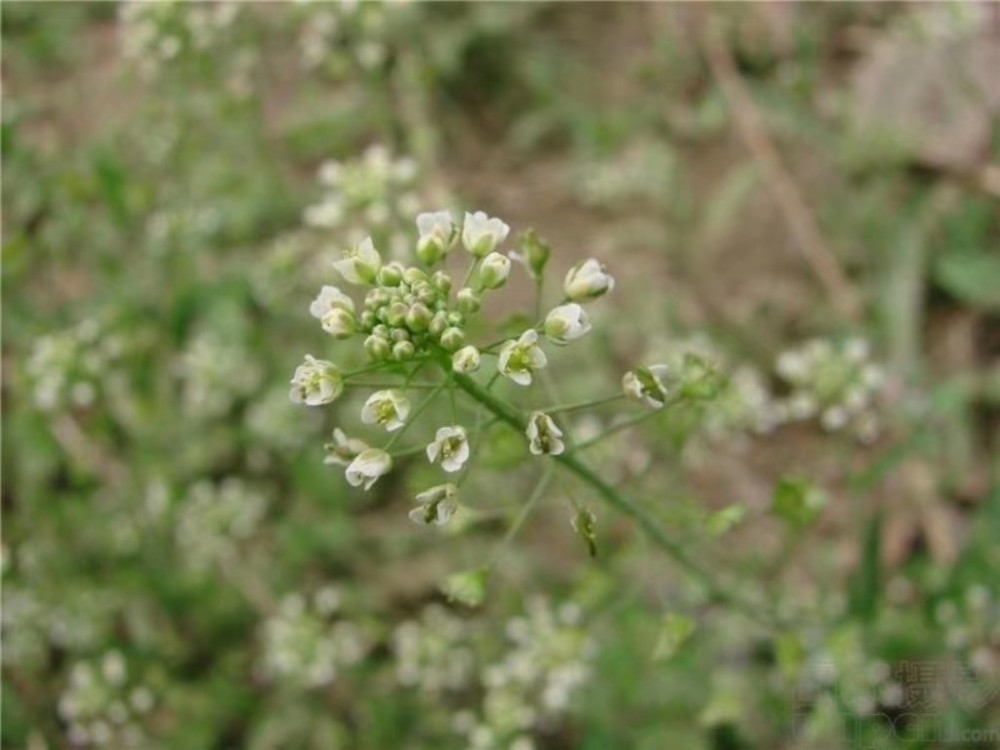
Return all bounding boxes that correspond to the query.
[426,425,470,473]
[621,365,675,408]
[332,236,382,285]
[452,345,481,374]
[526,411,565,456]
[461,211,510,257]
[415,210,456,265]
[361,390,411,432]
[324,428,369,466]
[564,258,614,302]
[543,303,591,345]
[289,355,344,406]
[309,285,355,319]
[478,252,511,290]
[409,483,459,526]
[303,198,343,228]
[320,307,357,339]
[498,329,547,386]
[345,448,392,490]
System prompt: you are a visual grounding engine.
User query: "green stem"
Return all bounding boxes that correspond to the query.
[384,381,448,451]
[450,370,769,626]
[542,393,626,415]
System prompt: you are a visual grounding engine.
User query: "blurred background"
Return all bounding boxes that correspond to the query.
[2,2,998,749]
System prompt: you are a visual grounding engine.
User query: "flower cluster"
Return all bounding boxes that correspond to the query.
[26,318,126,412]
[57,652,156,748]
[622,335,887,444]
[303,144,420,261]
[297,0,397,75]
[937,585,1000,677]
[291,209,614,525]
[260,588,369,689]
[176,478,268,572]
[393,597,595,750]
[177,330,262,419]
[773,337,885,440]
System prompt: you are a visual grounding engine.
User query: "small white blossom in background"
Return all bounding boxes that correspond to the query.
[543,303,591,345]
[409,483,460,526]
[26,318,127,412]
[303,144,421,264]
[526,412,565,456]
[498,330,548,386]
[177,329,262,418]
[289,355,344,406]
[58,652,156,748]
[392,605,477,694]
[261,589,369,689]
[427,426,471,473]
[773,337,886,442]
[176,479,268,572]
[361,389,411,432]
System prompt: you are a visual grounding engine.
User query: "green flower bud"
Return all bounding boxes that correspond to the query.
[432,270,453,295]
[406,303,432,332]
[386,301,408,327]
[390,327,411,343]
[417,284,438,306]
[429,311,449,337]
[360,310,377,329]
[512,229,551,281]
[478,252,511,290]
[373,324,390,339]
[365,335,391,361]
[456,287,481,314]
[440,326,465,352]
[447,311,464,327]
[365,288,390,310]
[392,340,416,361]
[377,263,403,287]
[402,267,428,287]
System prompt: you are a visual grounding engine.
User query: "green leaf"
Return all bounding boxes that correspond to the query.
[441,567,490,608]
[934,253,1000,311]
[705,504,747,537]
[771,476,826,527]
[653,613,696,661]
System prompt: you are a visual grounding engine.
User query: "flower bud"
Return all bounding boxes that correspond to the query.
[446,311,464,327]
[564,258,614,302]
[377,263,403,287]
[511,229,551,281]
[431,270,453,295]
[456,287,481,314]
[478,252,511,290]
[543,303,591,345]
[359,311,377,329]
[452,345,481,373]
[392,340,416,361]
[364,334,391,361]
[390,327,410,343]
[386,301,408,327]
[402,267,428,287]
[439,326,465,352]
[406,303,432,332]
[429,311,449,337]
[321,308,357,339]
